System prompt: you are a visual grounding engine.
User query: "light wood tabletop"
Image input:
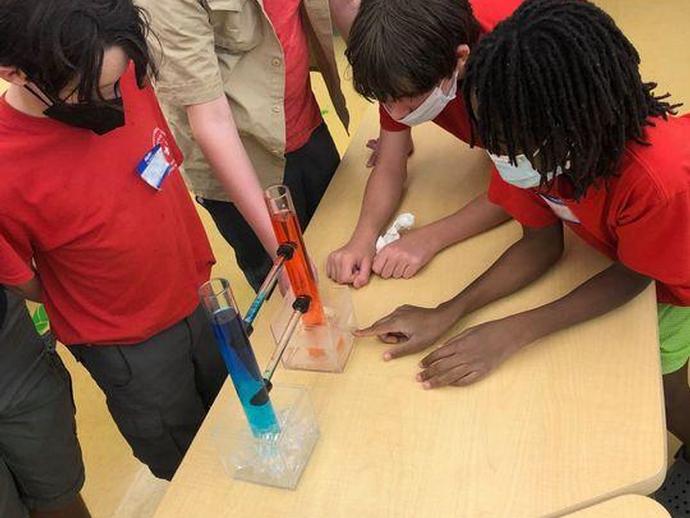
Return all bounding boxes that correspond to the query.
[565,495,670,517]
[154,107,667,518]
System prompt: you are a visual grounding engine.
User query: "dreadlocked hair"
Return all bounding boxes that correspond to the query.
[462,0,681,198]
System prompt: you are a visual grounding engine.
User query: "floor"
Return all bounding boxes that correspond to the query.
[1,2,689,516]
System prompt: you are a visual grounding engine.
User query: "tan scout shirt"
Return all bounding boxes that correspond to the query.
[137,0,350,201]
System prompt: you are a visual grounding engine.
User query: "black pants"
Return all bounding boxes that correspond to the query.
[198,122,340,291]
[68,305,226,480]
[0,344,84,516]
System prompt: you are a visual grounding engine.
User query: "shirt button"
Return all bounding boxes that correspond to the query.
[272,58,282,67]
[272,105,281,114]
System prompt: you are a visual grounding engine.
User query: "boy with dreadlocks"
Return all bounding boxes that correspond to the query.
[357,0,690,503]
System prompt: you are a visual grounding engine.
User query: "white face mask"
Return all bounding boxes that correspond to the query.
[489,152,565,189]
[387,72,459,127]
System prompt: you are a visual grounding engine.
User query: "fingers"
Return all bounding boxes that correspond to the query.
[373,245,417,281]
[417,356,467,382]
[419,363,474,389]
[381,256,397,279]
[354,312,399,337]
[392,261,407,279]
[420,332,469,368]
[383,339,426,361]
[353,255,372,289]
[366,139,378,150]
[372,251,387,276]
[379,332,406,345]
[402,264,415,279]
[419,345,455,369]
[450,370,485,387]
[335,255,356,285]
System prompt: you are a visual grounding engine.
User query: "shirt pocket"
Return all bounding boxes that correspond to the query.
[206,0,264,53]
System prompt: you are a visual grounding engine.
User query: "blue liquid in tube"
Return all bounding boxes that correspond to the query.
[244,290,268,328]
[210,308,280,437]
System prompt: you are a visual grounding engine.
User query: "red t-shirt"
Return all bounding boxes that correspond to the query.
[264,0,322,153]
[0,66,216,345]
[0,232,30,287]
[488,114,690,306]
[379,0,523,142]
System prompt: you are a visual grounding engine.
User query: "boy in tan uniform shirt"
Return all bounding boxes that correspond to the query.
[139,0,351,290]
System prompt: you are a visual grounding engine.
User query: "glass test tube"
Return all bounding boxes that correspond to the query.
[199,278,280,437]
[265,185,325,327]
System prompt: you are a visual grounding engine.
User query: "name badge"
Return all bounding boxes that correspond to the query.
[136,144,172,190]
[540,194,581,224]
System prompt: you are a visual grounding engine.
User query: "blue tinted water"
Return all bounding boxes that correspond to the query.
[210,308,280,437]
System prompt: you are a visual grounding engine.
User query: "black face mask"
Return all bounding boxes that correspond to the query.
[25,82,125,135]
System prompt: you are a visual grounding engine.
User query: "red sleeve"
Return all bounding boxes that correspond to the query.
[0,230,34,286]
[487,168,559,228]
[472,0,524,32]
[379,104,409,132]
[616,188,690,285]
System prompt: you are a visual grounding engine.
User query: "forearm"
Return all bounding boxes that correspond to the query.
[510,262,652,345]
[187,98,278,256]
[439,223,564,319]
[422,193,511,254]
[350,165,406,244]
[8,276,44,303]
[329,0,360,40]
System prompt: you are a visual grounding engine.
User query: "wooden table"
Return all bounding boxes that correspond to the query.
[154,108,667,517]
[565,495,669,517]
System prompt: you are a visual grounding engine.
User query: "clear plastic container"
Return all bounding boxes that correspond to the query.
[270,284,356,373]
[211,384,320,490]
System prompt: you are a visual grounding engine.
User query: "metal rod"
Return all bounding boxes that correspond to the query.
[249,296,311,406]
[243,243,296,334]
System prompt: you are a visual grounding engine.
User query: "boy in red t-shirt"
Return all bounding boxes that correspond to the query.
[328,0,523,288]
[358,0,690,508]
[0,0,225,481]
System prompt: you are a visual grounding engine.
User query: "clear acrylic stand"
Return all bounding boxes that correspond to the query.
[270,284,356,373]
[210,384,319,489]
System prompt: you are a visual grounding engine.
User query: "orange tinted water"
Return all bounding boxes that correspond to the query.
[270,210,325,327]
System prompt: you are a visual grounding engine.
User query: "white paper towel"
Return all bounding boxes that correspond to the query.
[376,213,415,253]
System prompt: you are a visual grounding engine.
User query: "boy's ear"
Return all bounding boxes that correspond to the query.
[0,67,29,86]
[455,44,471,79]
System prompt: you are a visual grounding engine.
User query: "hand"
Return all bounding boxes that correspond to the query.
[373,227,439,279]
[417,318,525,389]
[327,238,376,288]
[365,137,415,168]
[354,304,456,360]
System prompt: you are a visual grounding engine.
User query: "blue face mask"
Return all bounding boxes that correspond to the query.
[489,152,564,189]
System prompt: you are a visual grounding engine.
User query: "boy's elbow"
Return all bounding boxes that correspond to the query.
[547,225,565,264]
[523,222,564,265]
